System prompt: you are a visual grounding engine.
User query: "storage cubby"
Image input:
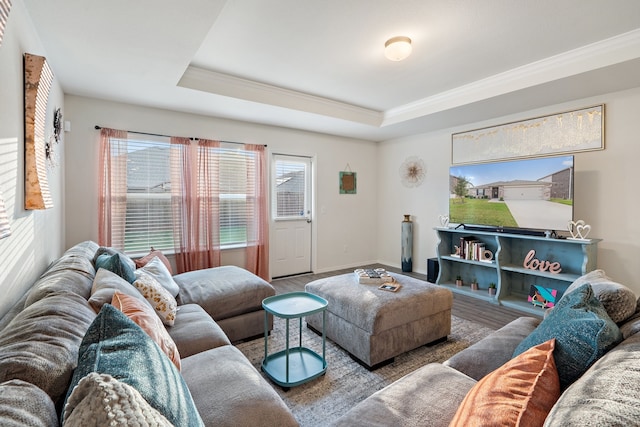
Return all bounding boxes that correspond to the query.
[435,227,600,316]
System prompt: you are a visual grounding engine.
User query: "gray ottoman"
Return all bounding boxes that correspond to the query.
[305,272,452,368]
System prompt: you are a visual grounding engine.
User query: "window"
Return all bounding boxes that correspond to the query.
[104,135,257,254]
[217,147,258,246]
[273,156,309,220]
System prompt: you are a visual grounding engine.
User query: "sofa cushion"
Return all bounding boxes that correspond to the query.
[0,293,96,404]
[88,268,149,313]
[619,298,640,339]
[24,241,97,307]
[135,256,180,297]
[173,265,275,320]
[42,241,99,280]
[63,373,172,427]
[39,251,96,281]
[181,345,298,427]
[95,253,136,283]
[135,250,173,275]
[63,304,203,427]
[562,269,637,323]
[514,283,622,390]
[167,304,231,358]
[450,339,560,426]
[0,380,58,427]
[544,332,640,426]
[24,269,94,308]
[444,316,541,381]
[330,363,476,427]
[111,291,181,370]
[133,271,178,326]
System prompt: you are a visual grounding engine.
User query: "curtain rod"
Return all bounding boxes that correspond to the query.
[94,125,266,147]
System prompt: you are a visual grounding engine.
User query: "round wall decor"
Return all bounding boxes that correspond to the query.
[399,156,425,187]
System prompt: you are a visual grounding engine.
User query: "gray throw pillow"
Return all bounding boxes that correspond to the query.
[64,373,173,426]
[562,269,636,323]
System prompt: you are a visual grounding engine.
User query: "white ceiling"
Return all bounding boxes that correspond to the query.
[22,0,640,141]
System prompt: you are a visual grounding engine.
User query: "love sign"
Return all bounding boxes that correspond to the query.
[523,250,562,274]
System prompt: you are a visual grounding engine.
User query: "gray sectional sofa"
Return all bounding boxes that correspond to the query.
[332,270,640,426]
[0,241,298,427]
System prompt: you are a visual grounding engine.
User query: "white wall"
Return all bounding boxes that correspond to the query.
[0,0,66,318]
[64,96,379,276]
[378,88,640,295]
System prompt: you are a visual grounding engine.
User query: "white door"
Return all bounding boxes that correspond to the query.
[270,154,312,278]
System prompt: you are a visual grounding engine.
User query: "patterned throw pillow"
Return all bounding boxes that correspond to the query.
[133,271,178,326]
[513,283,623,390]
[135,256,180,297]
[62,305,203,427]
[111,291,181,370]
[450,338,560,426]
[64,373,173,427]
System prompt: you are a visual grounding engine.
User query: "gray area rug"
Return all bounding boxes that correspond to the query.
[236,315,494,427]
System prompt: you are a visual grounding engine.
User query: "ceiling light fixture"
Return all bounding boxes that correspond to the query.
[384,36,412,61]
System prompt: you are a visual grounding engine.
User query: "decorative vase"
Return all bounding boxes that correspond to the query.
[471,282,479,291]
[401,214,413,272]
[488,287,496,296]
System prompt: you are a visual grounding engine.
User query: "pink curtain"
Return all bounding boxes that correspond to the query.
[98,128,128,247]
[244,144,269,280]
[171,137,221,273]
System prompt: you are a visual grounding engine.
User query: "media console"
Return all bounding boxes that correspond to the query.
[435,227,600,316]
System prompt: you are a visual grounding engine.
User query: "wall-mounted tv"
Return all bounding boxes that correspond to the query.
[449,155,574,234]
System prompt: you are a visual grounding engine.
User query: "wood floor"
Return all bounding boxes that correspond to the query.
[270,264,529,331]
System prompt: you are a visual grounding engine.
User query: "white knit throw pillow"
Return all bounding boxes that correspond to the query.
[63,372,173,426]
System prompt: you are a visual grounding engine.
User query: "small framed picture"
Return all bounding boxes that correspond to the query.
[379,283,401,292]
[339,171,356,194]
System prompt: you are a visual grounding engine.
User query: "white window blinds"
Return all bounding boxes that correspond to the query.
[274,158,307,219]
[114,136,173,253]
[106,136,257,254]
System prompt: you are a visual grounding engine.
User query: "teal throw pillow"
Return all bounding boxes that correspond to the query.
[513,283,623,390]
[95,253,136,284]
[62,304,203,427]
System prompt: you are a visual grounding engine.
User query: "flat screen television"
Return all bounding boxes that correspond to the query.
[449,155,574,234]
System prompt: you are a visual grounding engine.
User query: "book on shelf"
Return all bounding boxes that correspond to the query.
[457,236,490,262]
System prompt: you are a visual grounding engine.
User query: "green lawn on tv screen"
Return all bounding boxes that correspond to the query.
[449,198,518,227]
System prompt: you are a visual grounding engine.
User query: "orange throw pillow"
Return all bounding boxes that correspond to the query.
[449,338,560,427]
[111,291,181,370]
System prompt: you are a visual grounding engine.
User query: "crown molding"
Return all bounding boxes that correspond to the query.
[178,29,640,130]
[178,66,383,126]
[383,28,640,127]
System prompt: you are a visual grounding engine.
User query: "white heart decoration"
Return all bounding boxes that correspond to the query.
[567,220,591,239]
[439,215,449,228]
[576,224,591,239]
